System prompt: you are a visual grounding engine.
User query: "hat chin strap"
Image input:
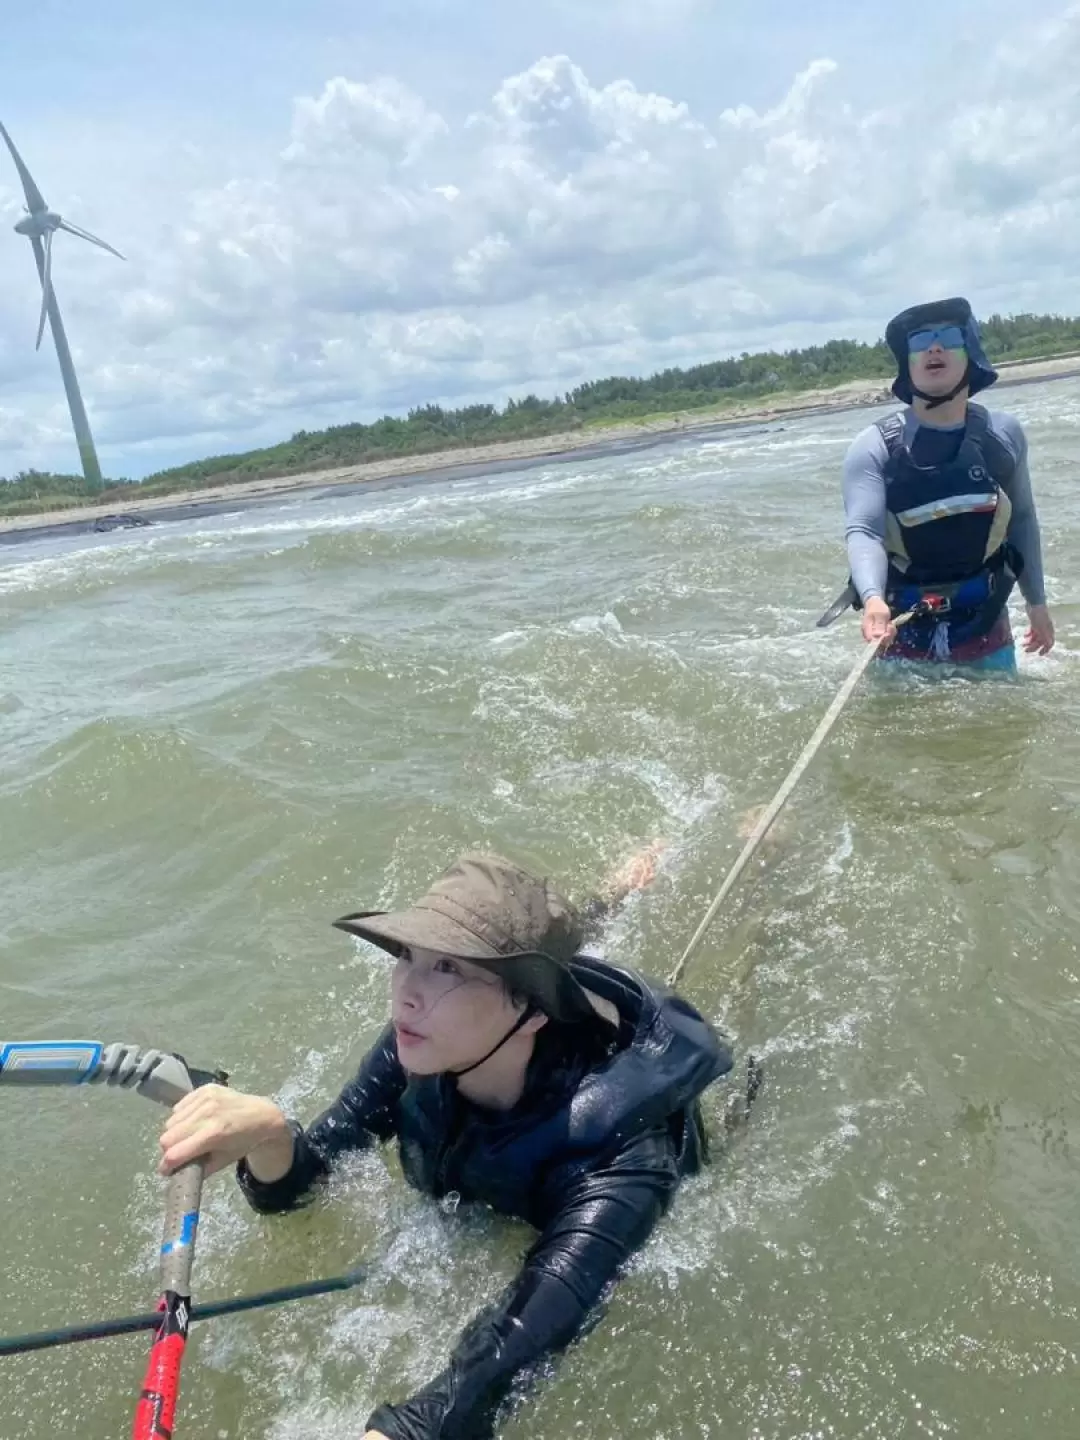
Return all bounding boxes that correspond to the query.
[449,1004,537,1079]
[911,362,971,410]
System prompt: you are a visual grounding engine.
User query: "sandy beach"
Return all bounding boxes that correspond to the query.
[3,352,1078,540]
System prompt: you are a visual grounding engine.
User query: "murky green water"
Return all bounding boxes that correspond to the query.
[2,380,1079,1439]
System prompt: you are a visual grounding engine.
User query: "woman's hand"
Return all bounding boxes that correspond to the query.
[158,1084,293,1179]
[602,839,667,905]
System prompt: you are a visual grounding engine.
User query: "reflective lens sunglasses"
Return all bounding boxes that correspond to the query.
[908,325,966,354]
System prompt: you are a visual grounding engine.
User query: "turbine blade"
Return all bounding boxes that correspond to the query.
[0,118,49,213]
[58,218,125,261]
[36,230,54,350]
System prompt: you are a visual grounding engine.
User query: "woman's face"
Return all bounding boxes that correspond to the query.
[390,945,539,1074]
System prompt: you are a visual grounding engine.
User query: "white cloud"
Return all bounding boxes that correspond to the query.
[1,2,1079,477]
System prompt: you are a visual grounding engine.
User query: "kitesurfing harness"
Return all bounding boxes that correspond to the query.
[818,402,1023,649]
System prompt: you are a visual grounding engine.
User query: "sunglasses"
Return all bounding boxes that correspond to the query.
[907,325,966,354]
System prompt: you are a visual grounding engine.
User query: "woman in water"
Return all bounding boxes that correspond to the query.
[159,846,733,1439]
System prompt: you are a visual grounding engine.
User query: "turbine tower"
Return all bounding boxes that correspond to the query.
[0,119,124,487]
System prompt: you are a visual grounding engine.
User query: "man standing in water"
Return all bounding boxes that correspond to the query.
[158,847,736,1439]
[838,297,1054,667]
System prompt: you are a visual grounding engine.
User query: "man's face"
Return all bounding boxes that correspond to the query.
[907,323,968,397]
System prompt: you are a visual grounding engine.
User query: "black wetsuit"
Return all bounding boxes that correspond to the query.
[237,953,732,1439]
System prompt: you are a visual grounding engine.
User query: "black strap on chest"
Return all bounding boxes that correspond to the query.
[875,403,1014,483]
[876,410,905,456]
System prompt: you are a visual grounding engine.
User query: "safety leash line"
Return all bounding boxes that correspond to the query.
[668,608,919,988]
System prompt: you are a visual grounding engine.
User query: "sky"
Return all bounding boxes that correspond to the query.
[1,0,1078,479]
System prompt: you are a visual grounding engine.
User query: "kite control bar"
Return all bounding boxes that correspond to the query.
[0,1040,226,1106]
[1,1039,228,1439]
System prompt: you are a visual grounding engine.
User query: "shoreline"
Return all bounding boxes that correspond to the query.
[3,353,1079,546]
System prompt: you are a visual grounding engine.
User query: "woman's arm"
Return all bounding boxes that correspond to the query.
[580,840,666,939]
[235,1024,407,1213]
[366,1127,681,1440]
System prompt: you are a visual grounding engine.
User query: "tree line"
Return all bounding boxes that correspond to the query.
[3,309,1079,517]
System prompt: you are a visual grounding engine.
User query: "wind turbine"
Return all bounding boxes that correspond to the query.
[0,119,124,487]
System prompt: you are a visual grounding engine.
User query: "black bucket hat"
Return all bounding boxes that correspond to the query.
[885,296,998,403]
[333,852,613,1025]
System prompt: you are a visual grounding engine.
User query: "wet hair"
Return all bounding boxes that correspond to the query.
[526,1009,618,1081]
[501,979,534,1012]
[499,978,613,1057]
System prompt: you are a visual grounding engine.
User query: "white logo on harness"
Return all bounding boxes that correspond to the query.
[968,464,989,484]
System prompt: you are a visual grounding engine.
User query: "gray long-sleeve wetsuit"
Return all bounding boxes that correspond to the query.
[842,407,1047,607]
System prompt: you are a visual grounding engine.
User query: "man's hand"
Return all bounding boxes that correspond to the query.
[860,596,896,645]
[362,1432,391,1439]
[1024,603,1055,655]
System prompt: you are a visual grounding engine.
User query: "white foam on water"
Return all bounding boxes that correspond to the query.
[0,530,169,595]
[823,822,855,876]
[565,608,623,637]
[176,462,606,548]
[259,1184,522,1439]
[1005,383,1080,426]
[488,628,528,649]
[484,609,694,679]
[267,1395,369,1440]
[472,671,578,726]
[274,1048,333,1113]
[0,459,611,595]
[610,758,729,828]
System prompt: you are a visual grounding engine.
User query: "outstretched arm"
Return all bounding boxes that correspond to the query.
[999,423,1047,607]
[579,839,666,938]
[997,416,1054,654]
[365,1129,681,1440]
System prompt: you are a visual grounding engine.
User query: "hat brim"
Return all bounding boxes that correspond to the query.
[332,908,614,1026]
[332,906,501,962]
[471,951,615,1026]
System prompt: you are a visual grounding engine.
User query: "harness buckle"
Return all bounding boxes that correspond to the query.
[913,593,950,618]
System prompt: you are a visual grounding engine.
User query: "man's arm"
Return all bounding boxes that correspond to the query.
[842,425,891,604]
[366,1128,682,1440]
[237,1024,406,1213]
[995,415,1048,607]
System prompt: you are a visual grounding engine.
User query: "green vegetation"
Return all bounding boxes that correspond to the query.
[4,310,1080,518]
